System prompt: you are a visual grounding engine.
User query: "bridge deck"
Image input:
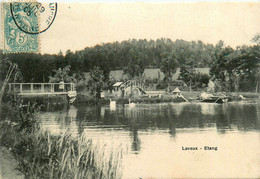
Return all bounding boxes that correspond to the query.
[18,92,69,95]
[9,83,75,96]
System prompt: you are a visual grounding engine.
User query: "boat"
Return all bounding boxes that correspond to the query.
[200,92,228,104]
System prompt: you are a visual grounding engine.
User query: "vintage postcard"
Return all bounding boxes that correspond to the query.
[0,0,260,179]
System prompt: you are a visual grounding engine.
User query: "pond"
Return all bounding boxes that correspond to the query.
[39,101,260,178]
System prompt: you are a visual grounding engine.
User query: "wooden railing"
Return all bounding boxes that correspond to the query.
[9,83,75,94]
[123,80,144,90]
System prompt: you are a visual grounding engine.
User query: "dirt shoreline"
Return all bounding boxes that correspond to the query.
[0,146,24,179]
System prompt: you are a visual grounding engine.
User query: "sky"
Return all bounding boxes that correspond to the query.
[2,1,260,54]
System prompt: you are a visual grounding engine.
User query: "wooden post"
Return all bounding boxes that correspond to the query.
[189,78,192,95]
[31,83,33,92]
[20,84,22,93]
[41,84,44,93]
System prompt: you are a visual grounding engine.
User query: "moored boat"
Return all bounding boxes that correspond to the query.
[200,92,228,104]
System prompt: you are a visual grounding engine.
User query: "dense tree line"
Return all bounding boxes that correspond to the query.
[210,41,260,92]
[0,38,215,82]
[0,37,259,92]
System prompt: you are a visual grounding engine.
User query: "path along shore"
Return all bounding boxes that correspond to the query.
[0,147,24,179]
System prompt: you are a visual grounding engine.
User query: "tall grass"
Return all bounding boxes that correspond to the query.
[0,102,122,179]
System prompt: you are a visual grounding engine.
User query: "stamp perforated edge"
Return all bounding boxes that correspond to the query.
[1,0,41,54]
[1,1,4,53]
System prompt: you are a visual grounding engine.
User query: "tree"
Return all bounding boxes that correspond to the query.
[122,48,145,96]
[1,38,218,85]
[235,45,260,92]
[210,46,235,91]
[252,33,260,45]
[160,52,178,92]
[123,48,145,80]
[178,56,196,82]
[209,41,260,92]
[88,66,107,99]
[49,65,75,83]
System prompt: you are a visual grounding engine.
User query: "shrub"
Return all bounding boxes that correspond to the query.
[76,80,88,92]
[156,82,168,90]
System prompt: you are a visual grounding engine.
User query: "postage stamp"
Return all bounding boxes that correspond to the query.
[1,1,57,53]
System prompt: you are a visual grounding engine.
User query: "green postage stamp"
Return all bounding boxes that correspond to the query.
[1,1,57,53]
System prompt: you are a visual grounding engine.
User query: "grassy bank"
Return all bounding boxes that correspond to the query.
[0,102,122,179]
[7,91,259,108]
[75,94,186,105]
[75,91,259,105]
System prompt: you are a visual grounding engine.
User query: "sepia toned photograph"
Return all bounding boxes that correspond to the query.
[0,0,260,178]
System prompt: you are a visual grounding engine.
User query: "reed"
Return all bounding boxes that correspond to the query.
[0,124,122,179]
[0,102,122,179]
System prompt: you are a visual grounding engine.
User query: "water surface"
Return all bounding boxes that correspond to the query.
[39,101,260,178]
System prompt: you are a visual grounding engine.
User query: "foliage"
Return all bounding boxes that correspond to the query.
[123,48,145,80]
[0,58,22,84]
[0,99,40,132]
[210,43,260,92]
[0,38,216,83]
[75,80,89,92]
[49,65,76,83]
[178,63,196,85]
[252,33,260,45]
[156,82,168,90]
[143,77,158,89]
[160,52,178,91]
[195,73,210,88]
[1,35,260,92]
[179,65,210,90]
[0,102,122,179]
[88,66,109,99]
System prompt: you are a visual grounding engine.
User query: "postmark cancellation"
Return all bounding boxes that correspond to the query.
[1,1,57,54]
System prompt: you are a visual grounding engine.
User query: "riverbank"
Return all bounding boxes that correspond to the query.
[74,91,259,105]
[0,102,122,179]
[180,91,260,100]
[74,94,187,105]
[11,91,259,107]
[0,147,24,179]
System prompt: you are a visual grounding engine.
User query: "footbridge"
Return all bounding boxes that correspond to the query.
[121,80,165,97]
[9,83,76,95]
[122,80,146,96]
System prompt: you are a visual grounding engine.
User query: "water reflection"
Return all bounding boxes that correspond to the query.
[167,106,176,138]
[41,102,259,152]
[130,126,141,153]
[40,105,78,135]
[39,101,260,178]
[200,103,217,115]
[170,102,185,116]
[40,101,260,143]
